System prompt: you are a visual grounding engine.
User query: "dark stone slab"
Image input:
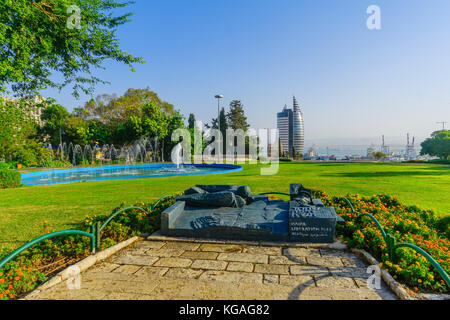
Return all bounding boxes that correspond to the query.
[184,187,208,195]
[288,203,337,243]
[177,191,245,208]
[161,184,344,243]
[290,183,313,205]
[196,185,241,193]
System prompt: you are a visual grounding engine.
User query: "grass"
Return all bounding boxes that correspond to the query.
[0,162,448,251]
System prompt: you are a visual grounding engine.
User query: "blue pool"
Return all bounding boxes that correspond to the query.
[21,164,243,186]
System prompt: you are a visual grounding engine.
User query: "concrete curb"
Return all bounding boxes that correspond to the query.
[21,236,139,300]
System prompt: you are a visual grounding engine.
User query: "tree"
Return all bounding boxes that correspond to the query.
[421,130,450,159]
[227,100,249,131]
[0,0,144,98]
[370,151,387,161]
[40,102,70,145]
[64,115,93,145]
[74,88,174,127]
[188,113,196,129]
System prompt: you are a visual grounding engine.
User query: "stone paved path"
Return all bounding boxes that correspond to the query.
[26,238,397,300]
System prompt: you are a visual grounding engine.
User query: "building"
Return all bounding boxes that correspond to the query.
[292,96,305,156]
[1,96,45,127]
[277,105,293,156]
[276,96,305,157]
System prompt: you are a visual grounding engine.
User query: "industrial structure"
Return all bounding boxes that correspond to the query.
[405,133,417,160]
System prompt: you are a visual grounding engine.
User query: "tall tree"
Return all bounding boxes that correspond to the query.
[188,113,196,129]
[227,100,249,131]
[421,130,450,160]
[0,0,144,98]
[39,102,70,145]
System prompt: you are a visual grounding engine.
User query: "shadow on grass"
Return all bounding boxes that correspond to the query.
[323,167,450,178]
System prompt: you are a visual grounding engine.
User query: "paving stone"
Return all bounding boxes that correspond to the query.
[180,251,219,260]
[319,249,356,259]
[165,268,203,279]
[263,274,279,285]
[200,243,242,253]
[134,266,169,277]
[269,255,306,265]
[27,240,398,301]
[314,276,358,289]
[112,265,142,274]
[199,271,263,284]
[290,265,330,276]
[242,246,281,255]
[103,292,148,300]
[254,264,290,275]
[217,252,268,264]
[154,257,193,268]
[306,256,344,268]
[279,275,315,287]
[191,259,228,270]
[226,262,254,273]
[163,242,201,251]
[283,248,321,257]
[99,279,160,295]
[36,288,109,300]
[135,240,166,250]
[341,257,368,268]
[110,255,159,266]
[328,267,369,278]
[89,262,120,273]
[329,289,365,300]
[121,248,149,255]
[300,287,361,300]
[145,248,185,257]
[353,277,398,300]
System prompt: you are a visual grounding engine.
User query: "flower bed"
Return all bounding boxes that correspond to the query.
[313,189,449,294]
[0,195,177,300]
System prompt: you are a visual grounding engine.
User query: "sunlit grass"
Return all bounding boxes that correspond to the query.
[0,162,448,251]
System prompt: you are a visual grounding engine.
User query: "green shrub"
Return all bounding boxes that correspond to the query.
[0,169,21,189]
[0,162,10,170]
[435,216,450,239]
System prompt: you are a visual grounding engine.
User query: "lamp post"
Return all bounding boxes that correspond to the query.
[215,94,223,157]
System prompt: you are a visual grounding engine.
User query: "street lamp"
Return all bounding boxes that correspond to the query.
[215,94,223,157]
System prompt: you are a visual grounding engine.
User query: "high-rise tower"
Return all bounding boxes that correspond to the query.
[277,105,293,156]
[277,97,304,157]
[292,96,305,156]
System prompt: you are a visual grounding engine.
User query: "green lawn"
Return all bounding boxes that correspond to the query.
[0,162,449,251]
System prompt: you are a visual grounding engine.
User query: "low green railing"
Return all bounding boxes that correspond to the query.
[96,194,175,249]
[343,197,450,289]
[0,194,175,271]
[0,226,96,270]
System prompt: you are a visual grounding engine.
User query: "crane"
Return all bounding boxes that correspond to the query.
[437,122,447,130]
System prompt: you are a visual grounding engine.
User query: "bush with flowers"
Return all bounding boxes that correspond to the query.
[312,189,449,294]
[0,195,177,300]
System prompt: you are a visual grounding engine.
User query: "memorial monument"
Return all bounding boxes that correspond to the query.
[160,184,345,243]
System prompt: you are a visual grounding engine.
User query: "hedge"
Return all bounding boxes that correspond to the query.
[0,169,21,189]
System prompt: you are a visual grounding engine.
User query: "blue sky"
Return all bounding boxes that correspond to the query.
[42,0,450,142]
